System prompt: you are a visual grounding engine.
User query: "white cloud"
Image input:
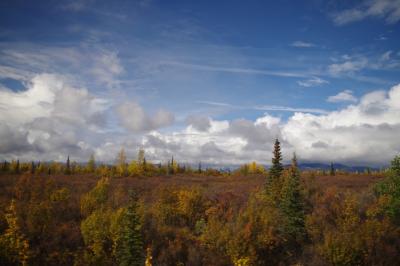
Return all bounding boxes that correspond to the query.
[0,74,108,127]
[1,72,400,166]
[186,115,211,132]
[332,0,400,25]
[282,84,400,165]
[0,73,110,161]
[327,52,400,80]
[328,57,369,76]
[132,84,400,166]
[327,90,358,103]
[297,76,329,87]
[291,41,315,48]
[117,101,175,133]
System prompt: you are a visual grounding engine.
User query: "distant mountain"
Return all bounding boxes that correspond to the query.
[186,162,383,172]
[297,163,381,172]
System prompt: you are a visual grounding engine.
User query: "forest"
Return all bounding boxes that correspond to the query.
[0,139,400,266]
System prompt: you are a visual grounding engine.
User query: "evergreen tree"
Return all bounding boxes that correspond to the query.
[280,153,305,241]
[2,160,9,173]
[374,155,400,225]
[15,160,20,174]
[30,161,35,174]
[65,156,71,175]
[198,162,202,174]
[330,162,335,176]
[265,139,285,205]
[170,156,175,174]
[143,157,147,173]
[114,191,144,266]
[268,139,283,182]
[366,167,371,175]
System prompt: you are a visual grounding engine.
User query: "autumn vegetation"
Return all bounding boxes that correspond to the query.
[0,140,399,265]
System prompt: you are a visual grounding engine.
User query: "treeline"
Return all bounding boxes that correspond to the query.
[0,149,223,177]
[0,149,382,178]
[0,139,399,265]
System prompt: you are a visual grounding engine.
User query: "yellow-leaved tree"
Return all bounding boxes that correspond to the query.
[0,199,30,266]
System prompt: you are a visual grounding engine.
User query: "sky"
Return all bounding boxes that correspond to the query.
[0,0,400,166]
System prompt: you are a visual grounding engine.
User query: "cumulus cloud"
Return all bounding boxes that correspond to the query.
[1,73,400,166]
[0,73,109,161]
[185,115,211,131]
[332,0,400,25]
[131,84,400,166]
[327,90,358,103]
[117,102,175,133]
[0,74,108,127]
[283,84,400,165]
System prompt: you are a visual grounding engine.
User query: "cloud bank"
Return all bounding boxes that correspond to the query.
[138,83,400,166]
[1,73,400,166]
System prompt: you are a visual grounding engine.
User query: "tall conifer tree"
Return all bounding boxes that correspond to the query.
[65,156,71,175]
[115,191,144,266]
[281,153,305,240]
[330,162,335,176]
[269,139,283,182]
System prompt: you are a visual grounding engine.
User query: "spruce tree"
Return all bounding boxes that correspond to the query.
[170,156,175,174]
[115,191,144,266]
[265,139,284,204]
[143,157,147,173]
[269,139,283,182]
[15,160,20,174]
[281,153,305,241]
[65,156,71,175]
[374,155,400,225]
[330,162,335,176]
[2,160,9,173]
[30,161,35,174]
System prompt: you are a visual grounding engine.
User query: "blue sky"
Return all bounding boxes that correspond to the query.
[0,0,400,165]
